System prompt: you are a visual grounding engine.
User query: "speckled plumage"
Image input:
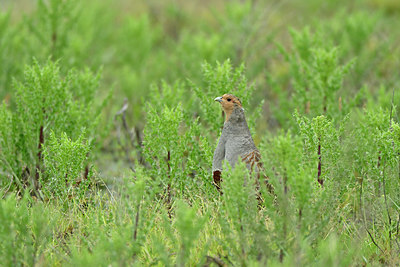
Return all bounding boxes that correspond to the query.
[212,94,265,192]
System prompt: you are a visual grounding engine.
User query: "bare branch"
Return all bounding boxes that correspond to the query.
[114,98,135,172]
[133,200,141,241]
[366,228,384,254]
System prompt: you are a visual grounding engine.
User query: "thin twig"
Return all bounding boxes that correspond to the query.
[115,98,135,172]
[166,150,172,220]
[366,228,385,254]
[133,200,141,241]
[382,89,396,246]
[1,176,13,198]
[382,168,392,244]
[34,124,45,198]
[389,88,395,128]
[51,32,57,58]
[99,177,116,203]
[359,173,384,253]
[134,127,146,166]
[317,138,323,186]
[396,213,400,252]
[204,255,225,267]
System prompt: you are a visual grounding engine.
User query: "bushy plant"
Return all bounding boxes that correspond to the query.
[0,12,25,100]
[295,112,343,186]
[218,161,266,265]
[143,102,211,199]
[42,132,91,202]
[279,27,354,120]
[0,194,56,266]
[64,166,155,266]
[25,0,80,61]
[0,60,107,199]
[174,200,206,266]
[1,0,400,265]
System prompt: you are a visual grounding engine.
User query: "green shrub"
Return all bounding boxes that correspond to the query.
[0,12,26,99]
[175,200,206,266]
[0,60,107,199]
[42,132,91,202]
[279,27,354,121]
[25,0,80,61]
[1,0,400,265]
[219,161,266,265]
[143,102,211,199]
[0,194,56,266]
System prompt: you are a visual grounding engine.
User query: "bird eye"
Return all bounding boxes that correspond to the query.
[227,98,231,102]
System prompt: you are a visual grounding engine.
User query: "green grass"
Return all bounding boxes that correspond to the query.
[1,0,400,266]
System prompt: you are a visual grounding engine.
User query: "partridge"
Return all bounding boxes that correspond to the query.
[212,94,268,193]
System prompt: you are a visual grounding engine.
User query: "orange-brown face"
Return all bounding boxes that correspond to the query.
[214,94,242,121]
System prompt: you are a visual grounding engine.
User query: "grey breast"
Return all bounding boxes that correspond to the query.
[222,108,257,168]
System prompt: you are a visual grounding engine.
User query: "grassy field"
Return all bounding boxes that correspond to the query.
[1,0,400,266]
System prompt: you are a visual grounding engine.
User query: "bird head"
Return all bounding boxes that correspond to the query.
[214,94,243,122]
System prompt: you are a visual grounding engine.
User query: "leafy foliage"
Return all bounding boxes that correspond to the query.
[1,0,400,266]
[0,194,56,266]
[0,60,107,199]
[42,132,91,201]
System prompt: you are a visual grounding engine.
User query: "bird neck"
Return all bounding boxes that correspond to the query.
[224,105,243,122]
[224,107,248,132]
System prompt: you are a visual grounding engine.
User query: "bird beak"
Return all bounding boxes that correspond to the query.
[214,96,222,103]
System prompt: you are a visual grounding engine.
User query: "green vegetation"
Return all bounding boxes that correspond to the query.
[1,0,400,265]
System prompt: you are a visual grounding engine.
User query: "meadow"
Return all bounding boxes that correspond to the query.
[1,0,400,265]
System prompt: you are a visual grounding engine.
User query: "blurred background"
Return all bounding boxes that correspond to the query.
[3,1,400,265]
[1,0,400,177]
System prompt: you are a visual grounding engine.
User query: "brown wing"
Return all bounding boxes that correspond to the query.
[242,150,263,172]
[242,150,274,194]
